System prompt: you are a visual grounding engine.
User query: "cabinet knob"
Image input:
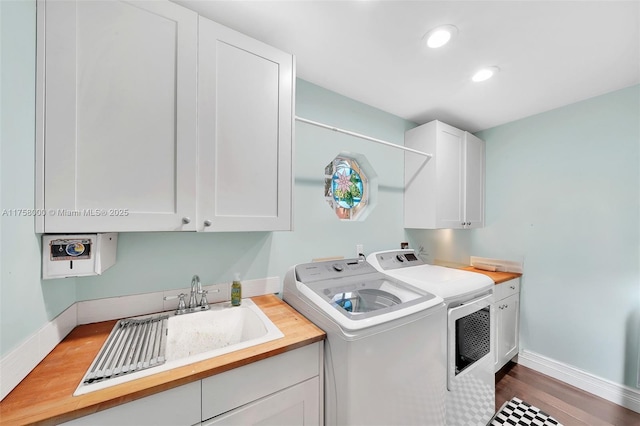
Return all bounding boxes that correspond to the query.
[461,222,465,226]
[467,222,471,226]
[510,285,516,290]
[182,217,191,224]
[203,220,212,227]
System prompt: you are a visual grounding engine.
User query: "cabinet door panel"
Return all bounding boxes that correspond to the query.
[435,124,465,229]
[464,132,485,228]
[500,294,520,362]
[215,42,279,217]
[494,292,520,372]
[40,0,197,232]
[198,17,293,232]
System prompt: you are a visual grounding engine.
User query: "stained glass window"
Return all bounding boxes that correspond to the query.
[324,152,377,221]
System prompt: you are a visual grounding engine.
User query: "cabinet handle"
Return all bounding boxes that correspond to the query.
[510,285,516,290]
[182,217,191,224]
[203,220,212,227]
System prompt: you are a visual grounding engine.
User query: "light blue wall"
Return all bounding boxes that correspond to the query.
[479,85,640,388]
[411,85,640,388]
[0,0,77,358]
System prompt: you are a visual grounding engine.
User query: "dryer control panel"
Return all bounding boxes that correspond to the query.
[371,250,425,271]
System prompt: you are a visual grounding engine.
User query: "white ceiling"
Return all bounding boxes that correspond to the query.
[175,0,640,132]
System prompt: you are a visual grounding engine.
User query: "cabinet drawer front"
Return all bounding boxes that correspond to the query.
[494,278,520,301]
[202,377,320,425]
[201,342,321,421]
[62,381,201,426]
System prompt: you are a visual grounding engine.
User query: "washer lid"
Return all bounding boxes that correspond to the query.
[293,258,443,330]
[367,250,494,301]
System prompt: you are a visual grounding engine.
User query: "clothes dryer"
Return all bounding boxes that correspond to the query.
[367,249,495,426]
[283,257,446,426]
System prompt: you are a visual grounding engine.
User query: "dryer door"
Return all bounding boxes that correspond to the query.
[447,293,493,391]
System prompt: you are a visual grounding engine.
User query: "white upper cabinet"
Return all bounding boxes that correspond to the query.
[36,1,294,233]
[36,0,198,233]
[404,120,485,229]
[197,17,294,232]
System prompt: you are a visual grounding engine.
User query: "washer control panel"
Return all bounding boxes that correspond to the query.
[296,258,375,283]
[372,250,425,271]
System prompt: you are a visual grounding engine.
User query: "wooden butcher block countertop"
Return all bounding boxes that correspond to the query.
[462,267,522,284]
[0,295,325,426]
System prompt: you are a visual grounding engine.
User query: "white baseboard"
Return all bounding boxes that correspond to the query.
[0,304,77,401]
[518,349,640,414]
[0,276,281,401]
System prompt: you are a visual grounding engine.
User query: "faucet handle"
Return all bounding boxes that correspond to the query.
[199,290,210,309]
[164,293,188,314]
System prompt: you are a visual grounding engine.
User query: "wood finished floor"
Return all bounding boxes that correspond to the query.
[495,362,640,426]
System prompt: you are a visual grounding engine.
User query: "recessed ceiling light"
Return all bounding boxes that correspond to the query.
[424,25,458,49]
[472,66,500,82]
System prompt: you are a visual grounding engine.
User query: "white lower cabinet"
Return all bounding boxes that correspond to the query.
[63,343,322,426]
[62,381,201,426]
[493,279,521,372]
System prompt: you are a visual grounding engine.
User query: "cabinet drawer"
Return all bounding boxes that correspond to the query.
[201,342,321,421]
[62,381,201,426]
[494,278,520,301]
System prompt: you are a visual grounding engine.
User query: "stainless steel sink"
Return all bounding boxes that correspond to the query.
[75,299,284,395]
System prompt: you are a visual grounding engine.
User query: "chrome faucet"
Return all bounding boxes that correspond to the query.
[189,275,201,309]
[189,274,211,311]
[164,275,217,315]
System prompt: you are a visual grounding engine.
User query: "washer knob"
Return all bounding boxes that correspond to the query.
[332,263,344,272]
[396,254,405,262]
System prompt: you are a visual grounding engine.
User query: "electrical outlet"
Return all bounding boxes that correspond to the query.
[356,244,364,256]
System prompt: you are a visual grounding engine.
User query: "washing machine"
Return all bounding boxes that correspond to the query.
[367,249,495,426]
[283,257,447,426]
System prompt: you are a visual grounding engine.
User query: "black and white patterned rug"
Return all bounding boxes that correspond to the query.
[490,397,563,426]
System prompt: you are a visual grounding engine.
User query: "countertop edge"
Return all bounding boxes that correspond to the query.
[462,267,522,284]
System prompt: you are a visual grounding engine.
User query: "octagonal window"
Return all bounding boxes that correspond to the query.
[324,152,378,221]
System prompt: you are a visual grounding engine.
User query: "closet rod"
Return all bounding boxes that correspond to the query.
[295,116,433,158]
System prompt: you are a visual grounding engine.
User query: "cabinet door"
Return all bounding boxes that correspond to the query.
[495,293,520,372]
[38,0,198,233]
[202,377,320,426]
[434,122,465,229]
[463,132,485,228]
[198,17,294,232]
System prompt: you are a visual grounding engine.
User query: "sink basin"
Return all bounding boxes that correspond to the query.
[165,300,282,362]
[74,299,284,396]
